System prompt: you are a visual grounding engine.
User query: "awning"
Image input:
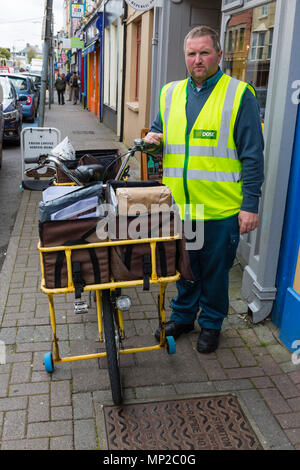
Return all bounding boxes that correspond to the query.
[83,40,99,56]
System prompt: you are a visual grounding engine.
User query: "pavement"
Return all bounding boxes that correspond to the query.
[0,99,299,451]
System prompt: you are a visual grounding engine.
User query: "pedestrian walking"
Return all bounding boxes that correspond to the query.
[65,71,72,101]
[71,72,80,105]
[54,73,66,105]
[145,25,264,354]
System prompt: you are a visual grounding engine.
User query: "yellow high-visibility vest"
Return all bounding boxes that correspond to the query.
[160,74,255,220]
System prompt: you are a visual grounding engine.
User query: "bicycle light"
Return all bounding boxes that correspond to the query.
[116,295,132,311]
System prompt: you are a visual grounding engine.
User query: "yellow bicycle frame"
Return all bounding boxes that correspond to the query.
[38,235,180,365]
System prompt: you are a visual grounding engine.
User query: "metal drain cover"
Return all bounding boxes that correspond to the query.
[103,395,262,450]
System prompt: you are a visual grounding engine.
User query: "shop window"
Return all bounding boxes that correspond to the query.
[223,0,277,122]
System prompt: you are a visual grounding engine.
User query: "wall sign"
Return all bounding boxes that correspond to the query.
[71,2,85,18]
[125,0,159,11]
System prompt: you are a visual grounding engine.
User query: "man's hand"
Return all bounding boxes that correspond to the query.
[144,132,163,146]
[238,210,259,234]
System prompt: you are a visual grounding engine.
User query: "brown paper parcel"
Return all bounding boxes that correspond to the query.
[116,186,172,216]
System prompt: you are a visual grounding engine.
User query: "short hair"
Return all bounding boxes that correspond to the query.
[184,26,221,53]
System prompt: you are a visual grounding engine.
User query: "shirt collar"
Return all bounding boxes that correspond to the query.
[189,68,223,91]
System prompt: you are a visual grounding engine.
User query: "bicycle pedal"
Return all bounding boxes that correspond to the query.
[73,300,88,314]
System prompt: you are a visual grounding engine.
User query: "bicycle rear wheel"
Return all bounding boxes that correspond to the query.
[102,289,123,405]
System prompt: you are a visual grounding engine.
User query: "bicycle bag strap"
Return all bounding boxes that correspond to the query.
[54,228,102,295]
[143,253,152,291]
[72,262,86,299]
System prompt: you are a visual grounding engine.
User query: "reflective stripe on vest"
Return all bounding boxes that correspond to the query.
[160,74,251,220]
[163,167,241,183]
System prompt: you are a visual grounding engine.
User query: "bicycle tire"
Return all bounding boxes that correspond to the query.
[102,289,123,406]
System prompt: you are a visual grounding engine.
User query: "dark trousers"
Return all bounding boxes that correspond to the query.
[170,214,240,330]
[73,87,79,104]
[57,90,65,105]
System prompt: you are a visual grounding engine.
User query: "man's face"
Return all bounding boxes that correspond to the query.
[185,35,222,87]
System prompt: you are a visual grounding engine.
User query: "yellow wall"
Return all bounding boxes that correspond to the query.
[123,8,153,150]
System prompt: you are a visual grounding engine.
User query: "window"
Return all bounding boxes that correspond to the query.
[10,77,27,91]
[239,28,245,51]
[104,22,118,110]
[222,0,243,11]
[267,28,274,59]
[135,21,141,101]
[261,4,269,16]
[228,30,233,52]
[250,31,266,61]
[110,23,117,109]
[223,1,277,121]
[0,77,13,99]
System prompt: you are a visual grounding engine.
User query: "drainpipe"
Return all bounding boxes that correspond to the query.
[149,5,160,124]
[119,0,128,142]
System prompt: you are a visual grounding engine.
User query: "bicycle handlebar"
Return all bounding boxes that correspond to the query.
[24,138,161,185]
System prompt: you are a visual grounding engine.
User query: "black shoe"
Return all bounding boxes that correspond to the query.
[155,321,194,342]
[197,328,220,354]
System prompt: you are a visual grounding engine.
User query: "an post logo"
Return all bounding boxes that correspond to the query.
[194,129,217,139]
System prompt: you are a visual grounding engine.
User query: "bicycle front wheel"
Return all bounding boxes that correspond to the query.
[102,289,123,406]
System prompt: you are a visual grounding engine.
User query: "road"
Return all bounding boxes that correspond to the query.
[0,118,38,270]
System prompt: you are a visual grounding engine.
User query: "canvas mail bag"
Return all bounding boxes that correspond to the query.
[39,218,109,297]
[106,181,178,290]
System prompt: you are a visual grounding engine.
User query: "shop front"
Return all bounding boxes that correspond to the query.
[83,13,103,119]
[220,0,300,347]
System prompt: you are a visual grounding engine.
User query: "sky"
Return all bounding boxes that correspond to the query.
[0,0,64,52]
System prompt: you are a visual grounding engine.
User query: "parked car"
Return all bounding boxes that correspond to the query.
[0,73,39,123]
[0,82,4,168]
[22,72,41,90]
[0,75,24,145]
[21,72,41,105]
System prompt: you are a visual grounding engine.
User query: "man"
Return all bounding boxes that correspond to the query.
[145,26,264,354]
[71,72,80,105]
[54,73,66,105]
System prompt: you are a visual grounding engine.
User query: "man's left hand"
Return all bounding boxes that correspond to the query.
[238,210,259,234]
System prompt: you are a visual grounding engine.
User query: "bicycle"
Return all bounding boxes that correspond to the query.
[33,139,180,405]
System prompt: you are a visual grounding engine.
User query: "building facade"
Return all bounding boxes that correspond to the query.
[59,0,300,352]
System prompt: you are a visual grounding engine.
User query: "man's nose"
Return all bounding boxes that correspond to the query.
[195,53,202,63]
